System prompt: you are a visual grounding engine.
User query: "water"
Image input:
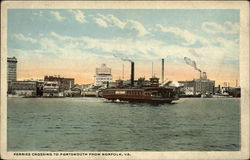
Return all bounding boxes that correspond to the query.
[7,97,240,151]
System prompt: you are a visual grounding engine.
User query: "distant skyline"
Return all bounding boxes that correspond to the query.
[8,9,240,86]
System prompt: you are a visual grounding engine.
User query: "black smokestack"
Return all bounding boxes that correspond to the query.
[131,62,134,87]
[162,59,164,83]
[106,81,109,88]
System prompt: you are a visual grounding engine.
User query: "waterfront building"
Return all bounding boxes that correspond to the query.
[65,84,82,97]
[10,81,37,96]
[178,80,195,95]
[44,75,74,92]
[62,78,75,90]
[194,79,215,95]
[37,80,44,96]
[94,64,113,86]
[43,81,61,97]
[179,73,215,95]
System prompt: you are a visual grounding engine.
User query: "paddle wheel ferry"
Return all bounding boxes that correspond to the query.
[103,62,179,103]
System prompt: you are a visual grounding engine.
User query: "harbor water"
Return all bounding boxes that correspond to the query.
[7,97,240,151]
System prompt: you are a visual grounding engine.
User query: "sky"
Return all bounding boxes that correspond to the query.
[8,9,240,86]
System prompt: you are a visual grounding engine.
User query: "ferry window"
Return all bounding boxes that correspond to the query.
[152,92,157,96]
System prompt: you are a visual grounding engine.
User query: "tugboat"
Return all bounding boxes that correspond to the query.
[102,62,179,103]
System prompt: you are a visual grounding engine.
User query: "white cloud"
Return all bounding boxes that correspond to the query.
[94,18,108,27]
[94,14,126,29]
[94,14,149,37]
[39,33,44,37]
[50,11,65,22]
[201,21,239,34]
[15,31,235,64]
[34,11,43,17]
[50,32,72,41]
[11,31,239,81]
[156,24,209,46]
[127,20,149,37]
[40,38,59,51]
[49,32,187,60]
[107,14,126,29]
[69,10,86,23]
[48,32,239,68]
[13,33,37,43]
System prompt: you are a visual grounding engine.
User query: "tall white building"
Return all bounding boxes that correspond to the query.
[7,57,17,83]
[7,57,17,93]
[94,64,112,86]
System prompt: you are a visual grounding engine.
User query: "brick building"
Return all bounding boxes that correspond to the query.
[44,75,75,92]
[10,81,37,96]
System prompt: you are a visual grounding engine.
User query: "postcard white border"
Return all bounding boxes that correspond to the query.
[1,1,249,160]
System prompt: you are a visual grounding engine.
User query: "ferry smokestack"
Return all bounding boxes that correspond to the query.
[162,59,164,83]
[131,62,134,87]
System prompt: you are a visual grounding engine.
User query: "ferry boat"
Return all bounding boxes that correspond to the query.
[102,61,179,103]
[103,87,179,103]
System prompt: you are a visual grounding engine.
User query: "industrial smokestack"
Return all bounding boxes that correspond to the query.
[131,62,134,87]
[122,64,124,80]
[203,72,207,79]
[151,62,154,77]
[162,59,164,83]
[107,81,109,88]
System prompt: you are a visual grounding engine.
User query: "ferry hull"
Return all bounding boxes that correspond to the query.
[103,87,179,104]
[106,98,177,104]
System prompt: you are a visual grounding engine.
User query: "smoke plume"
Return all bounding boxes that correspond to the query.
[113,54,133,62]
[189,49,199,57]
[184,57,201,72]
